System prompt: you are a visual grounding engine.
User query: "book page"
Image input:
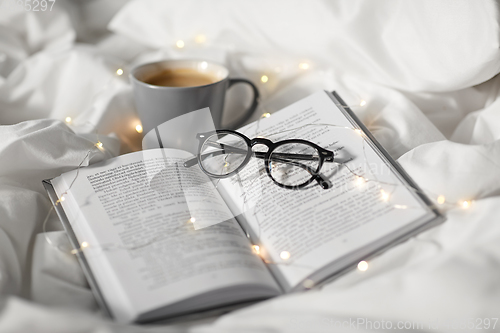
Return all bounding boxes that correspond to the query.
[216,91,435,290]
[52,148,280,322]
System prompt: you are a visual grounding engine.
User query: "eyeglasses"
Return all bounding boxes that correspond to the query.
[183,130,335,189]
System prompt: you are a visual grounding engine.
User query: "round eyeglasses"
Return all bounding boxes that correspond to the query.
[184,130,335,190]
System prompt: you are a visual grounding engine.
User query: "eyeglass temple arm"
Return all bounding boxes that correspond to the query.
[183,142,334,168]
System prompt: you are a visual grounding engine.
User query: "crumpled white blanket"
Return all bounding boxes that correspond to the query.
[1,1,500,332]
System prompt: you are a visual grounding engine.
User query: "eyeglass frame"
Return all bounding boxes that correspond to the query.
[183,129,335,190]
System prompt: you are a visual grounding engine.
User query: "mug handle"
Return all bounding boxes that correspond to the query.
[225,78,260,129]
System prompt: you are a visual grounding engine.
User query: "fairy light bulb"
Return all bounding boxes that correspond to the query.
[176,40,185,48]
[360,100,367,107]
[224,162,230,168]
[381,190,389,201]
[55,195,66,205]
[252,245,260,255]
[354,129,363,135]
[357,260,368,271]
[260,75,269,83]
[356,176,366,186]
[116,68,124,76]
[65,117,72,124]
[135,124,143,133]
[299,62,309,70]
[461,200,471,209]
[95,141,103,149]
[81,242,89,248]
[280,251,290,260]
[190,217,196,223]
[195,34,206,44]
[261,112,271,118]
[437,195,446,205]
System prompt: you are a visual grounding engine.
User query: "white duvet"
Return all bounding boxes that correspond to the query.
[1,1,500,332]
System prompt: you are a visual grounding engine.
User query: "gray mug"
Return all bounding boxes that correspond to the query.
[130,59,259,136]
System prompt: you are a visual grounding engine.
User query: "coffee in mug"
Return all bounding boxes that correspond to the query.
[143,68,218,87]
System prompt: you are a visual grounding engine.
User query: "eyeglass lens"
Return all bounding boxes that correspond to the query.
[200,133,249,176]
[268,142,320,187]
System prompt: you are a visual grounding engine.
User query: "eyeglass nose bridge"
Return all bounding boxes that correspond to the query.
[250,137,274,148]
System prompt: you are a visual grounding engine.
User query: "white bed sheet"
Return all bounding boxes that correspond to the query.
[1,1,500,332]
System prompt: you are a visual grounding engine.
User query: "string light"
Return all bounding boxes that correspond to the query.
[65,117,72,124]
[116,68,124,76]
[224,162,230,168]
[195,35,206,44]
[260,75,269,83]
[55,195,66,205]
[94,141,105,153]
[280,251,290,260]
[356,176,366,186]
[48,112,482,258]
[381,190,389,201]
[360,100,367,106]
[135,124,143,133]
[299,62,310,70]
[357,260,368,271]
[176,40,185,48]
[70,242,88,254]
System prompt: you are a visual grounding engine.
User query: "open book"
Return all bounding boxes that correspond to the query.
[44,91,443,323]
